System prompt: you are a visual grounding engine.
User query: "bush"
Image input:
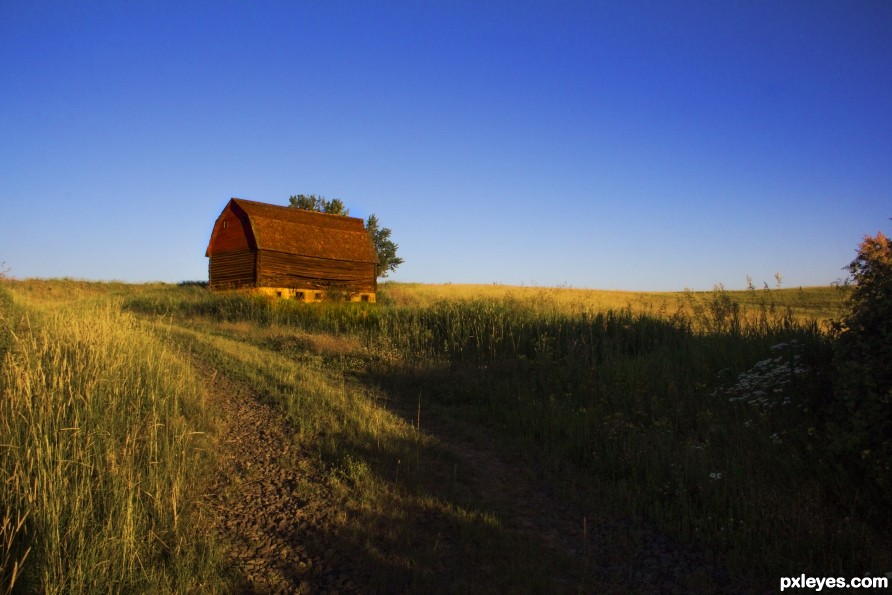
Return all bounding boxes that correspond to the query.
[831,231,892,498]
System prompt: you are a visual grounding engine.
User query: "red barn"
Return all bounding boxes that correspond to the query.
[205,198,378,301]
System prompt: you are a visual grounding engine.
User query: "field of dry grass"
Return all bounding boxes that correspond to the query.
[379,281,848,324]
[0,282,230,593]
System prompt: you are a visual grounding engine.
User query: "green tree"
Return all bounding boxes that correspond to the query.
[287,196,403,278]
[365,214,404,278]
[288,194,350,216]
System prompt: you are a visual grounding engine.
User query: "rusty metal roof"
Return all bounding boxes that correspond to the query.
[210,198,378,263]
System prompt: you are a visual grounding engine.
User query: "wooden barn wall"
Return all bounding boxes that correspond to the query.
[208,208,251,254]
[256,250,376,292]
[209,249,256,288]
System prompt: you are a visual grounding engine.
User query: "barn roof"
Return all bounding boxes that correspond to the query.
[208,198,378,263]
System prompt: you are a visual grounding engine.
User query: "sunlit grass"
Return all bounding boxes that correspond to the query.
[0,285,230,593]
[127,279,881,582]
[3,278,881,591]
[378,281,848,325]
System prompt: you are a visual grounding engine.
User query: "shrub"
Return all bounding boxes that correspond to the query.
[831,231,892,498]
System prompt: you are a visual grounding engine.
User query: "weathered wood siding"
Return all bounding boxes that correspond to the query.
[206,199,378,296]
[209,249,256,289]
[256,250,376,292]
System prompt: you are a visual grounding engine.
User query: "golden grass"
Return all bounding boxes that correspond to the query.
[379,282,848,325]
[0,277,869,590]
[0,285,229,593]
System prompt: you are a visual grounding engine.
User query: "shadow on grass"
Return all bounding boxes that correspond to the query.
[136,290,891,591]
[171,323,589,592]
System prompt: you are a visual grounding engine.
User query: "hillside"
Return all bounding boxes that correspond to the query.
[3,279,888,593]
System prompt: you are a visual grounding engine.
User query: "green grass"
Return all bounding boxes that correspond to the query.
[4,278,887,591]
[360,291,877,580]
[155,314,573,592]
[124,281,889,581]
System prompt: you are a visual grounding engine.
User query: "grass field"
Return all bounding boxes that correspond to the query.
[378,281,848,324]
[0,282,229,593]
[3,278,889,592]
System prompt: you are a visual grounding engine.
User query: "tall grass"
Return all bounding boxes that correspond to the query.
[378,281,849,325]
[156,314,572,592]
[0,286,228,593]
[358,294,862,577]
[15,279,871,589]
[123,282,889,582]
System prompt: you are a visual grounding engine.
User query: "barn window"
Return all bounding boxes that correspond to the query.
[314,292,322,300]
[222,220,228,229]
[361,294,369,302]
[295,291,305,300]
[276,291,282,298]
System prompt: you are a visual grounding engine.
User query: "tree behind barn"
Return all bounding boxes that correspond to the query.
[288,194,350,216]
[364,214,404,278]
[287,195,403,278]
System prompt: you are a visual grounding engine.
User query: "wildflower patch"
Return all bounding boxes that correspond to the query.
[714,340,808,412]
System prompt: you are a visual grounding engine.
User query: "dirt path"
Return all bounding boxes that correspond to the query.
[200,363,362,594]
[198,358,737,593]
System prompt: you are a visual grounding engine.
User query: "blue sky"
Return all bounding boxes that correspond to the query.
[1,1,889,290]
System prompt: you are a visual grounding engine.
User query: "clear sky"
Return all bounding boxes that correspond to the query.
[1,1,889,290]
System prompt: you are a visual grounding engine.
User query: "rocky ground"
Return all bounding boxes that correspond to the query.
[199,362,743,593]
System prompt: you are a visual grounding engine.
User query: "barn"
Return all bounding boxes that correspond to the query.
[205,198,378,302]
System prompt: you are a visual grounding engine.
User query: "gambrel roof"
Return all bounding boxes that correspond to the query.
[206,198,377,264]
